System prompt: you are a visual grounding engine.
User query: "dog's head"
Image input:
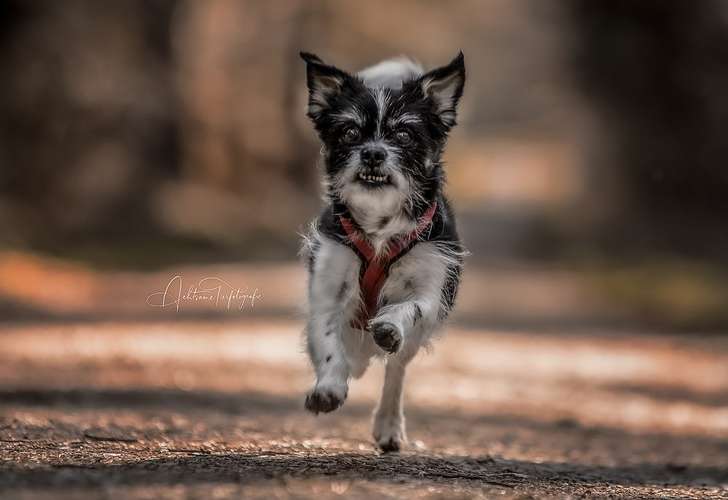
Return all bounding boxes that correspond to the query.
[301,52,465,217]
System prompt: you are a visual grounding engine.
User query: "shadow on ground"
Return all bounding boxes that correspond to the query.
[1,386,728,496]
[1,449,727,493]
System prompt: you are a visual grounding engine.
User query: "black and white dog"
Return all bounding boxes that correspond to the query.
[300,51,466,452]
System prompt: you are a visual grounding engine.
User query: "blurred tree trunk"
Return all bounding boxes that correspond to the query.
[0,0,180,245]
[568,0,728,260]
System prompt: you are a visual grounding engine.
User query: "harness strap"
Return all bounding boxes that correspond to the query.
[340,202,437,329]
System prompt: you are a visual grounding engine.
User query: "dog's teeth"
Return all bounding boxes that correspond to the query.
[359,173,390,184]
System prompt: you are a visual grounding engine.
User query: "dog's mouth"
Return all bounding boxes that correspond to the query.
[356,172,391,187]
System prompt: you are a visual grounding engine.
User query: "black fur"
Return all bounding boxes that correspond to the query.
[302,52,465,219]
[301,52,466,319]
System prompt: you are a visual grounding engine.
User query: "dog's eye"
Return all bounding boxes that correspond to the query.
[395,130,412,144]
[342,127,361,144]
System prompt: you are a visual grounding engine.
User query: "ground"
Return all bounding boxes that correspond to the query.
[1,257,727,499]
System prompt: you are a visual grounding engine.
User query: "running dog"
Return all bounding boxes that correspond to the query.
[300,51,466,452]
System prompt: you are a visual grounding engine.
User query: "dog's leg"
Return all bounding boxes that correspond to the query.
[369,243,454,355]
[373,356,409,452]
[304,236,360,414]
[370,243,458,451]
[370,308,435,452]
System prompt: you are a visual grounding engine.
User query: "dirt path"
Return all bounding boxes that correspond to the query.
[1,318,728,499]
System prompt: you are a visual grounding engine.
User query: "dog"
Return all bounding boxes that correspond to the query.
[299,51,466,452]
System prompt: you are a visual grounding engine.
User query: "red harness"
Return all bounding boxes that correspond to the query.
[339,202,437,329]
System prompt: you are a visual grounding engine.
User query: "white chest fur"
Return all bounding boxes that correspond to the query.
[346,188,416,256]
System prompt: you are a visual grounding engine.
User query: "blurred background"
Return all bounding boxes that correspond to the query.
[1,2,728,496]
[1,0,727,330]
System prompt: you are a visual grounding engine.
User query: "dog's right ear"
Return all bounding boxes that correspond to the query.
[300,52,355,121]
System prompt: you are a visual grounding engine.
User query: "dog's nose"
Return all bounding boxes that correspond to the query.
[360,146,387,167]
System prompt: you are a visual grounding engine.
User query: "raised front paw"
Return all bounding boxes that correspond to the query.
[369,320,402,354]
[304,382,348,415]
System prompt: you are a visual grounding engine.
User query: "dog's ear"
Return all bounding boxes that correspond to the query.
[418,51,465,128]
[300,52,324,65]
[300,52,356,121]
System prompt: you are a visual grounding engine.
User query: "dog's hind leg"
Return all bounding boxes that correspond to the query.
[372,355,412,452]
[370,243,459,451]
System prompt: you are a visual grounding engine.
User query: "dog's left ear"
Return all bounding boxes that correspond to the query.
[419,51,466,128]
[300,52,355,122]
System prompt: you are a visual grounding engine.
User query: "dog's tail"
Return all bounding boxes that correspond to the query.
[357,57,424,90]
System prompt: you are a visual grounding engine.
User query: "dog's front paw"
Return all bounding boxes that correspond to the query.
[305,382,348,415]
[369,320,402,354]
[373,415,406,453]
